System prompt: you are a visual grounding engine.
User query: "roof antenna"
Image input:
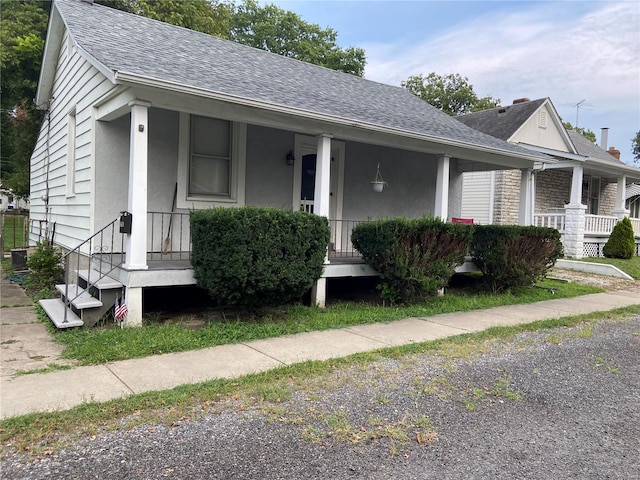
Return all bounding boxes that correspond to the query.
[574,99,586,128]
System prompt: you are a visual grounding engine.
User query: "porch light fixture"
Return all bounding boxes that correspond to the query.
[370,163,387,193]
[286,150,295,166]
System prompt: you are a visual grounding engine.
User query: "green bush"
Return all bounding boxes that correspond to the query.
[471,225,563,292]
[351,217,473,304]
[190,207,330,308]
[26,241,64,293]
[603,217,635,259]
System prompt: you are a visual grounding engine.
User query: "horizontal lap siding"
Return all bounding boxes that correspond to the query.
[461,171,492,224]
[30,29,116,249]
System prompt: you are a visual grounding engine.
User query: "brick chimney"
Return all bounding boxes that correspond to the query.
[512,98,530,104]
[608,146,621,160]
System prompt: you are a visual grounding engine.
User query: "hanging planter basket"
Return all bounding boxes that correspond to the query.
[370,163,387,193]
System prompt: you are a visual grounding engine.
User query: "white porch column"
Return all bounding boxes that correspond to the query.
[612,174,630,219]
[122,101,150,327]
[123,100,150,271]
[310,134,332,309]
[569,164,584,206]
[564,165,587,259]
[434,155,450,220]
[314,134,332,217]
[518,168,534,225]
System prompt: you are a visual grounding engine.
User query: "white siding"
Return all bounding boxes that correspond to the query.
[461,171,493,224]
[29,29,116,249]
[511,104,572,152]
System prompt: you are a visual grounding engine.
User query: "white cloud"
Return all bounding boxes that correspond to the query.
[363,2,640,161]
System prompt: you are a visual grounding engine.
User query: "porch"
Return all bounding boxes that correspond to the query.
[534,211,640,257]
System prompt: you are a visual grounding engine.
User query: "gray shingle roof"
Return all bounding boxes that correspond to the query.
[456,99,548,140]
[53,0,546,160]
[567,130,625,165]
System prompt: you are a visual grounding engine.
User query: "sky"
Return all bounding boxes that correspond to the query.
[270,0,640,164]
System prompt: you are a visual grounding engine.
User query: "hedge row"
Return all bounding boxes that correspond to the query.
[352,219,563,303]
[351,217,472,304]
[190,207,330,308]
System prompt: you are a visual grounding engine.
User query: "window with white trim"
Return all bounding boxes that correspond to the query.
[177,113,246,208]
[189,115,232,196]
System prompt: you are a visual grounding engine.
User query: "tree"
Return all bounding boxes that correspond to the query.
[632,131,640,164]
[228,0,366,76]
[563,122,597,143]
[99,0,231,38]
[0,1,50,198]
[401,73,500,116]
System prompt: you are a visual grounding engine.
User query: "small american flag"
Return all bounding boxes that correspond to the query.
[114,295,128,322]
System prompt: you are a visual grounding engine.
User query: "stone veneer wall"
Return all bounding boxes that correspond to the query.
[599,179,616,215]
[492,170,521,225]
[535,170,571,212]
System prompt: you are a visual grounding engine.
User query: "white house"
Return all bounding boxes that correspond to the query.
[30,0,553,328]
[458,98,640,258]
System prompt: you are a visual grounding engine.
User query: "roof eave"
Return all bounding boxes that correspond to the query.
[115,71,549,165]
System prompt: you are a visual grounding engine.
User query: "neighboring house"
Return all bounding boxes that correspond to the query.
[457,97,640,258]
[31,0,553,327]
[0,187,29,212]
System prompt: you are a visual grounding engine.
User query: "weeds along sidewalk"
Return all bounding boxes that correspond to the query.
[1,289,639,419]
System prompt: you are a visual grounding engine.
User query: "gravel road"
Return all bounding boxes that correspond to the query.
[4,315,640,480]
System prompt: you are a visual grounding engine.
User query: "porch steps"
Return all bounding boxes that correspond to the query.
[39,298,84,329]
[41,269,124,329]
[55,284,102,309]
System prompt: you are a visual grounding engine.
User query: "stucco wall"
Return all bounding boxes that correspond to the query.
[94,108,179,230]
[245,126,295,209]
[341,142,441,221]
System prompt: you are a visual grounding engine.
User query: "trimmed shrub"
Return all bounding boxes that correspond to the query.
[603,217,635,259]
[351,217,473,304]
[190,207,330,308]
[471,225,563,292]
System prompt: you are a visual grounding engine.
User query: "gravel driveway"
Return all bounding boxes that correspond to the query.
[4,315,640,480]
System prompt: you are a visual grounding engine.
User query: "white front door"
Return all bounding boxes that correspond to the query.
[292,135,345,247]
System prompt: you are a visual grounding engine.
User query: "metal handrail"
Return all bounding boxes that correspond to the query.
[60,216,126,324]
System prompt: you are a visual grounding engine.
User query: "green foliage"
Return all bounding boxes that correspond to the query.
[401,72,500,116]
[190,207,330,308]
[603,217,635,259]
[99,0,231,38]
[563,121,597,143]
[471,225,563,292]
[0,1,49,197]
[351,218,473,304]
[228,0,366,76]
[26,241,64,292]
[632,130,640,164]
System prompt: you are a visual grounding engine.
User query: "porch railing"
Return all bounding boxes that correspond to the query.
[147,211,192,261]
[533,213,640,237]
[533,213,566,232]
[585,215,618,235]
[328,219,365,258]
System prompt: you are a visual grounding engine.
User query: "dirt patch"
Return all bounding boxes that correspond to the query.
[548,267,639,292]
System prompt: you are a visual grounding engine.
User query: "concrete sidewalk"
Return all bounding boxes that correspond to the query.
[1,283,638,418]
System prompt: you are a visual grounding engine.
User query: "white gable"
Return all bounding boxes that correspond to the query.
[510,103,574,153]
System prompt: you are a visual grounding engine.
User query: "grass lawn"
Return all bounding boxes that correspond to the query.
[43,275,603,365]
[579,256,640,279]
[1,214,27,251]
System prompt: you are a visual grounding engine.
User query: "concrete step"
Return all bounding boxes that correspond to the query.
[56,284,102,309]
[77,269,122,290]
[39,298,84,329]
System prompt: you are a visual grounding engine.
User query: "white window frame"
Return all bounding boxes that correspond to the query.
[66,107,76,198]
[177,112,246,209]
